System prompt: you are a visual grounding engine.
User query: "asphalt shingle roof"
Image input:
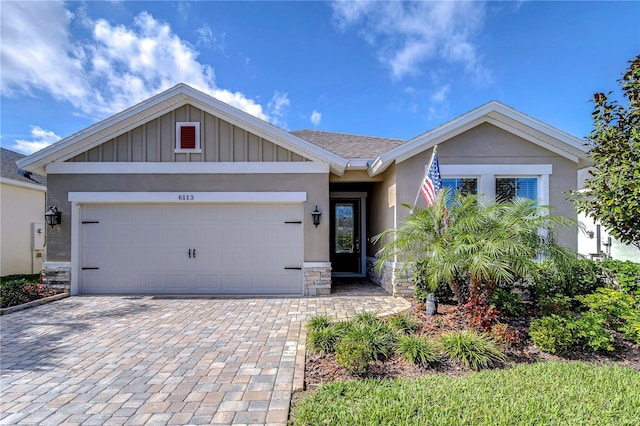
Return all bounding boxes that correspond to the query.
[1,147,46,186]
[291,129,405,159]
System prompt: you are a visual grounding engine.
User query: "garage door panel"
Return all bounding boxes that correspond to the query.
[80,203,303,294]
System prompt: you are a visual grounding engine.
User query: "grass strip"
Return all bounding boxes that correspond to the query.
[291,361,640,425]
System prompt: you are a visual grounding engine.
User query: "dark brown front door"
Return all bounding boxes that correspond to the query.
[330,199,361,274]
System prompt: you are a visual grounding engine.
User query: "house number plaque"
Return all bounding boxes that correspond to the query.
[178,194,195,201]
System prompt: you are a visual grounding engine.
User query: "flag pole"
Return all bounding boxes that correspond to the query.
[412,145,438,210]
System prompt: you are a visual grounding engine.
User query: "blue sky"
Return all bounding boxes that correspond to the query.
[1,1,639,155]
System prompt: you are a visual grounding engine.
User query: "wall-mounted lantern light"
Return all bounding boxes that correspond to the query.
[311,205,322,228]
[45,206,61,228]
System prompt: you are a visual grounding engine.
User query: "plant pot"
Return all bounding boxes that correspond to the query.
[425,293,438,316]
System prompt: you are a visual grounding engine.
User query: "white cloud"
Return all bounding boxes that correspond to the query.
[430,84,450,104]
[12,126,62,155]
[332,0,489,82]
[196,24,214,48]
[1,1,279,125]
[310,110,322,126]
[267,91,290,128]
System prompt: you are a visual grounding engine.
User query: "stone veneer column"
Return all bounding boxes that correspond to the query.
[303,263,332,296]
[366,257,414,297]
[40,262,71,292]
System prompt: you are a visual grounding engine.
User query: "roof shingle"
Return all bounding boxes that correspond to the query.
[1,148,46,186]
[291,129,405,159]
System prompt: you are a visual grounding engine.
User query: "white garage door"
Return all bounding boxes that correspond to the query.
[80,203,303,294]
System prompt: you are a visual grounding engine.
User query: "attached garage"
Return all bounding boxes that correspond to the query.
[73,194,305,295]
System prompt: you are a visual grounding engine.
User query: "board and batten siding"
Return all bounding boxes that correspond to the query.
[69,104,309,163]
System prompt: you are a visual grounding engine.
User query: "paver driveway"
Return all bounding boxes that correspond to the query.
[0,284,409,425]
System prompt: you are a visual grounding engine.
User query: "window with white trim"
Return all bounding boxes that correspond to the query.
[495,177,538,203]
[440,164,551,206]
[442,178,478,195]
[175,122,201,153]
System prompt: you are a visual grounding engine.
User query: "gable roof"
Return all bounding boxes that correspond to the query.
[291,130,404,159]
[17,84,349,176]
[369,100,591,176]
[1,148,46,189]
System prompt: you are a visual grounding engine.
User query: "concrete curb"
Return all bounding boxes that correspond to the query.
[0,292,69,315]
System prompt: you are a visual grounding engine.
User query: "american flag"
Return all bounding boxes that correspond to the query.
[420,149,443,207]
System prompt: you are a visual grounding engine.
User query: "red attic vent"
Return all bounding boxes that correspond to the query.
[180,126,197,150]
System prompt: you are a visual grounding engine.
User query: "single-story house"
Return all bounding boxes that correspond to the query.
[1,148,47,276]
[17,84,591,296]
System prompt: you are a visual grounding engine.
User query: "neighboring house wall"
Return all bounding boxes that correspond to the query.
[67,105,307,163]
[395,123,580,250]
[45,172,329,263]
[578,213,640,261]
[0,180,46,275]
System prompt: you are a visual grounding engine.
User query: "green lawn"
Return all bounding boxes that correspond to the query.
[290,361,640,425]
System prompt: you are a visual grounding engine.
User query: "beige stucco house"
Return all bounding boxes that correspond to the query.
[1,148,47,276]
[17,84,591,296]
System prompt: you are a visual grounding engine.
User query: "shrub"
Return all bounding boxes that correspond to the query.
[307,315,333,332]
[396,335,439,366]
[335,336,372,375]
[620,310,640,345]
[529,315,577,354]
[600,259,640,297]
[439,330,506,370]
[491,288,524,317]
[537,293,574,316]
[571,313,615,352]
[463,296,500,332]
[327,314,397,374]
[344,321,395,362]
[490,323,521,348]
[529,313,615,353]
[308,326,343,354]
[386,313,418,335]
[530,259,605,304]
[353,311,380,326]
[576,288,637,330]
[0,278,48,309]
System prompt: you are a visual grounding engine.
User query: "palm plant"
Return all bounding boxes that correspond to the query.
[374,190,576,305]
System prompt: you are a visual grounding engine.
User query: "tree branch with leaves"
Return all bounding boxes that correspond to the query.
[572,54,640,249]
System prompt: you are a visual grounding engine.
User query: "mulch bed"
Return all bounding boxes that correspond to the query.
[304,300,640,389]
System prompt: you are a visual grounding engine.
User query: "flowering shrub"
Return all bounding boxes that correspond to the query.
[0,278,49,309]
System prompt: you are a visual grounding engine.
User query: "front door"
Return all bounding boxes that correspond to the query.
[330,199,361,275]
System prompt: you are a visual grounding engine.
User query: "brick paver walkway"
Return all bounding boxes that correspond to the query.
[0,283,409,425]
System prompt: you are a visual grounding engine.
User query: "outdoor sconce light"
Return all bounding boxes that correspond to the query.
[45,206,61,228]
[311,205,322,228]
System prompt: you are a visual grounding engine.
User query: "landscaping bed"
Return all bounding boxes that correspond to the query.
[0,274,67,311]
[303,300,640,388]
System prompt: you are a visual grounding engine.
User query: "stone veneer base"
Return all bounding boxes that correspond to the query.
[366,257,414,297]
[303,266,332,296]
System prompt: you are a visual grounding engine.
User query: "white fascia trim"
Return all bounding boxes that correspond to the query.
[440,164,552,175]
[47,161,329,175]
[68,191,307,204]
[303,262,332,268]
[0,177,47,192]
[346,158,372,170]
